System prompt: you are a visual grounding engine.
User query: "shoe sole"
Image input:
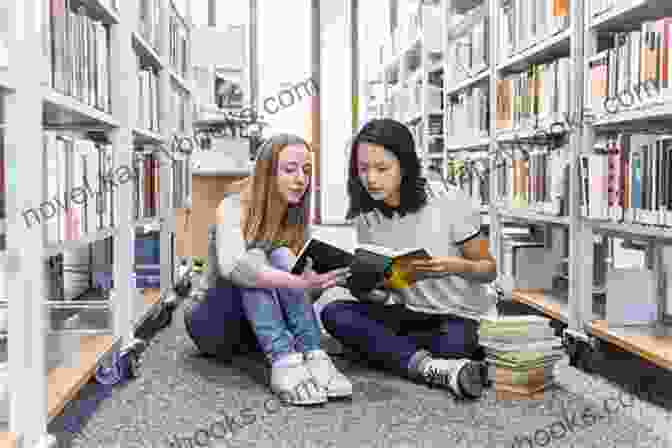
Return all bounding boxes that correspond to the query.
[277,395,327,405]
[326,389,353,398]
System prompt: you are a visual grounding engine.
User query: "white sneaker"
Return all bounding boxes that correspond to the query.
[421,358,486,399]
[270,353,327,405]
[304,350,353,398]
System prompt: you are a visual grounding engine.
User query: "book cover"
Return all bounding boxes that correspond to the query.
[290,238,431,290]
[290,238,354,275]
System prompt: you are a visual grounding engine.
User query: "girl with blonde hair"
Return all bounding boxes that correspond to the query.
[185,133,352,405]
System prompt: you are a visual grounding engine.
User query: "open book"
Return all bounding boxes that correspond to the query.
[290,238,431,289]
[291,242,430,274]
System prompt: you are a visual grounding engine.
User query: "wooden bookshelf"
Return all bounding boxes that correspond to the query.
[47,334,116,419]
[1,0,194,443]
[589,320,672,371]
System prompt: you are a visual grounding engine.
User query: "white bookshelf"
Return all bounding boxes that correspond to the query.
[0,0,194,446]
[368,0,444,167]
[368,0,672,373]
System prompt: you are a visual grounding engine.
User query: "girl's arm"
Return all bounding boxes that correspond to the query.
[348,213,394,304]
[214,195,308,290]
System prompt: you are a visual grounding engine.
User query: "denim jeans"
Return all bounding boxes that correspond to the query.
[240,246,322,364]
[321,301,482,377]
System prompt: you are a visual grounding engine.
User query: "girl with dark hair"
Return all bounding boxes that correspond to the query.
[184,133,353,405]
[321,119,498,399]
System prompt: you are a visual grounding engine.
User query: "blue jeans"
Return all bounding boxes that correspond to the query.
[239,247,322,364]
[320,301,482,377]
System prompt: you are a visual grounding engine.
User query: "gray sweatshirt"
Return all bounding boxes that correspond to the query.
[205,191,324,299]
[354,186,498,321]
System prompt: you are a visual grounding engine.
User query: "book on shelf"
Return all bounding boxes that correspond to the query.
[445,7,488,86]
[580,133,672,226]
[169,11,189,77]
[446,84,489,141]
[42,132,114,246]
[45,0,111,112]
[492,140,570,215]
[138,63,161,133]
[496,56,570,132]
[447,158,490,208]
[133,148,162,221]
[588,20,672,119]
[170,88,189,133]
[290,238,431,285]
[135,230,160,289]
[499,0,569,59]
[139,0,162,52]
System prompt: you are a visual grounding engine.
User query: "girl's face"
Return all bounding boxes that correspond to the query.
[276,144,312,205]
[356,142,402,207]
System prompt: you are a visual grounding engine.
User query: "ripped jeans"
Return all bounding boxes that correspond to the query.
[240,246,322,364]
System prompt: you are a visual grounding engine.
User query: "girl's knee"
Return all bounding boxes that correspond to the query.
[320,301,356,326]
[268,246,294,272]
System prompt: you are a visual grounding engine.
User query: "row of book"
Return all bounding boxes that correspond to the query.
[168,8,189,78]
[445,10,488,86]
[499,0,570,60]
[427,137,443,154]
[38,133,188,245]
[133,150,161,220]
[479,315,564,395]
[493,141,571,215]
[446,158,490,208]
[41,133,115,245]
[496,56,571,131]
[427,114,443,137]
[589,20,672,119]
[138,65,161,133]
[139,0,162,54]
[446,84,489,141]
[46,0,111,113]
[170,87,189,134]
[580,133,672,226]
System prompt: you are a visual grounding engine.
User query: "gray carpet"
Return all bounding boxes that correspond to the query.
[48,299,672,448]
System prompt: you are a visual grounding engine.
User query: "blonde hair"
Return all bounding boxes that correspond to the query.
[241,134,312,254]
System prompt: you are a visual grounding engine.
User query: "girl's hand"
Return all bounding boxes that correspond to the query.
[299,257,351,289]
[408,256,462,274]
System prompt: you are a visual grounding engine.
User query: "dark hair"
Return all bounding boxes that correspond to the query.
[345,118,428,220]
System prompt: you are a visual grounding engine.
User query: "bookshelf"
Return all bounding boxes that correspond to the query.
[368,0,444,170]
[368,0,672,373]
[1,0,193,446]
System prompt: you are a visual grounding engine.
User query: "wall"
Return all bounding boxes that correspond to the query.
[174,175,247,258]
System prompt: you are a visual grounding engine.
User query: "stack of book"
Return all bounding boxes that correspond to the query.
[479,315,564,396]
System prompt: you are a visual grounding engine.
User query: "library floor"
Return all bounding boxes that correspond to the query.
[45,297,672,447]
